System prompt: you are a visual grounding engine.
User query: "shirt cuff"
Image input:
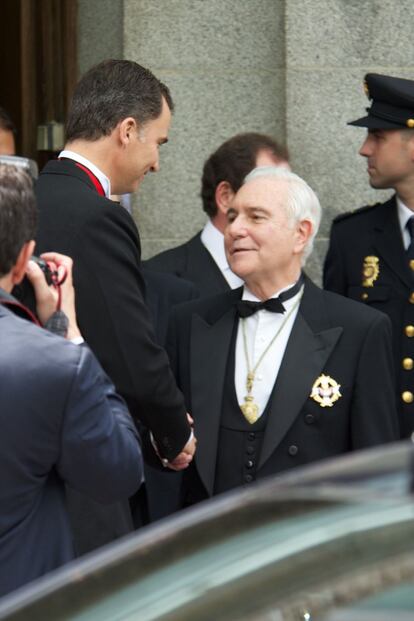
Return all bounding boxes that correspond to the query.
[70,336,85,345]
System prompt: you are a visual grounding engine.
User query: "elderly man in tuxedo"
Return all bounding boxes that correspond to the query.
[167,167,399,504]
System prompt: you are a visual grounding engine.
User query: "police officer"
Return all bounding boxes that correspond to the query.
[324,73,414,438]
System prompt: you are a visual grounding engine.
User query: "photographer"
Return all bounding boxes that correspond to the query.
[0,164,143,598]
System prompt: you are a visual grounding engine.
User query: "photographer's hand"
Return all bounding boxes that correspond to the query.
[26,253,82,340]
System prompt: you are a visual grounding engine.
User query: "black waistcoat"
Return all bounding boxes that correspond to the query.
[214,321,274,495]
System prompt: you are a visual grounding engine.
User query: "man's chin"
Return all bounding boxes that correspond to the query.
[368,176,391,190]
[228,260,250,281]
[131,178,143,192]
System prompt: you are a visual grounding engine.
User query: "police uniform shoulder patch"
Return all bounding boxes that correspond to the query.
[333,203,381,224]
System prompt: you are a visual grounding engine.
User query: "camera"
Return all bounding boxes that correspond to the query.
[30,256,57,286]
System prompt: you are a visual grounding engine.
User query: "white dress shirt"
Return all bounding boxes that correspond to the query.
[235,283,303,418]
[397,196,414,249]
[200,220,243,289]
[59,150,111,198]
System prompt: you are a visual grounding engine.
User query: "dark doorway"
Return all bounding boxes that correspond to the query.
[0,0,77,163]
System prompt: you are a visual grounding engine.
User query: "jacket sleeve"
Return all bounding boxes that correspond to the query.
[351,312,400,447]
[57,345,144,504]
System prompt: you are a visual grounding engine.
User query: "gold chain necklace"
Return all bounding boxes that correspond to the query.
[240,290,303,424]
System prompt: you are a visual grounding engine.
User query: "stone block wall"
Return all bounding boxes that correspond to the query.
[77,0,414,283]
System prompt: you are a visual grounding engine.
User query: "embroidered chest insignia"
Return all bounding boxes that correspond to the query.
[310,374,342,408]
[362,256,379,287]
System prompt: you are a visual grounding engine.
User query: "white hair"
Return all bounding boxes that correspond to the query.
[244,166,322,264]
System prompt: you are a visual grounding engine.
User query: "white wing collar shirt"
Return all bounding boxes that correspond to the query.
[235,282,303,419]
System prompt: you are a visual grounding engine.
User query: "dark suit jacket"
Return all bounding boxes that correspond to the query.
[143,268,199,346]
[34,159,191,550]
[167,278,398,503]
[145,231,230,297]
[35,159,190,459]
[0,297,142,597]
[323,196,414,438]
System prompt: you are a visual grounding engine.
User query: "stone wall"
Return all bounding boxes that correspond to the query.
[77,0,414,283]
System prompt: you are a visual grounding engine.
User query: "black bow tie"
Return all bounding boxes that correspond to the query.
[236,298,285,318]
[235,273,304,318]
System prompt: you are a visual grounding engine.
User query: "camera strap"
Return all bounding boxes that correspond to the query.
[0,289,41,326]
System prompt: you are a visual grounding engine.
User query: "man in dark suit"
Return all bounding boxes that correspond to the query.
[146,133,290,297]
[324,73,414,439]
[35,60,195,549]
[0,164,142,597]
[168,167,398,504]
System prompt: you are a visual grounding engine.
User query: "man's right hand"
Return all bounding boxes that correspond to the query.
[166,433,197,471]
[162,414,196,471]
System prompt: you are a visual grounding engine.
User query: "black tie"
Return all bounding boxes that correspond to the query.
[235,273,304,318]
[406,217,414,271]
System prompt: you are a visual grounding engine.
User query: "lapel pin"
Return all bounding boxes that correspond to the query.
[362,256,379,287]
[310,374,342,408]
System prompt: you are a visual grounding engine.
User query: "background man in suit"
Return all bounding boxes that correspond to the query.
[0,164,142,597]
[34,59,195,551]
[324,73,414,439]
[168,167,398,504]
[146,133,290,297]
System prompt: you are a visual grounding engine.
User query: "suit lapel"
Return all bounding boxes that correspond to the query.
[190,290,240,495]
[259,281,343,469]
[372,197,412,289]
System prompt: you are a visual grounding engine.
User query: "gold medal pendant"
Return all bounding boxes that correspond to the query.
[240,395,260,424]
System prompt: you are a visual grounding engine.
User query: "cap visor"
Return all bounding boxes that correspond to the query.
[348,115,404,129]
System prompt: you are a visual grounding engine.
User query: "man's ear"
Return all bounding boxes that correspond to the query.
[12,240,35,285]
[118,117,137,146]
[294,220,313,254]
[215,181,235,215]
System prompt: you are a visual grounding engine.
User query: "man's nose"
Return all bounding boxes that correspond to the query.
[359,136,371,157]
[150,154,160,172]
[227,216,247,238]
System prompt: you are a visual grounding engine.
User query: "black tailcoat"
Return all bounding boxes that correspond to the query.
[35,159,191,547]
[324,196,414,438]
[167,278,398,503]
[145,231,229,297]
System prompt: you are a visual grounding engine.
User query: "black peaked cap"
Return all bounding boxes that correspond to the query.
[349,73,414,129]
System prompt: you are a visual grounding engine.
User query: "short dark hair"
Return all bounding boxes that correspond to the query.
[0,106,16,135]
[201,133,289,218]
[65,59,174,142]
[0,165,37,277]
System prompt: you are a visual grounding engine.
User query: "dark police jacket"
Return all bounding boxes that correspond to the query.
[324,195,414,438]
[167,277,399,504]
[0,292,142,597]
